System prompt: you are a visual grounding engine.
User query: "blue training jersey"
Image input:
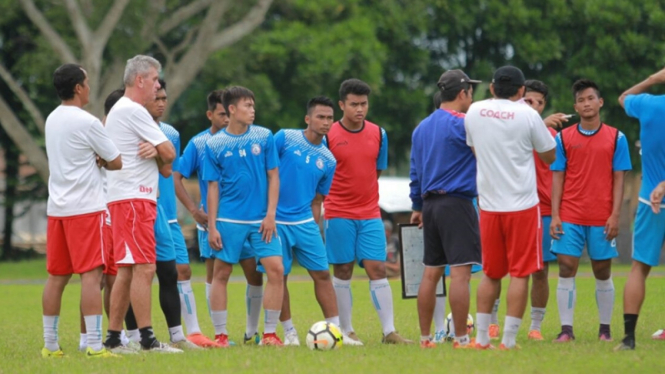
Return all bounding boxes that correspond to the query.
[274,129,336,223]
[202,125,279,222]
[157,122,180,221]
[176,128,219,215]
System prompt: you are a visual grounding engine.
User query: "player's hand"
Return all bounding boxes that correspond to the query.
[550,216,564,240]
[604,214,619,241]
[543,113,570,129]
[95,154,107,168]
[650,182,665,213]
[138,141,158,159]
[193,208,209,228]
[410,211,423,229]
[259,214,277,243]
[208,228,223,251]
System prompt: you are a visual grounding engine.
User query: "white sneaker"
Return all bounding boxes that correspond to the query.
[284,331,300,346]
[144,341,184,353]
[342,332,364,346]
[433,330,447,344]
[108,344,139,355]
[172,339,203,350]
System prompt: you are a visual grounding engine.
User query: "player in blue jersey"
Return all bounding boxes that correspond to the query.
[269,97,340,346]
[174,90,265,345]
[203,86,284,347]
[616,67,665,350]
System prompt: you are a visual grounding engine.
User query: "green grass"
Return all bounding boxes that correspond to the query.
[1,261,665,373]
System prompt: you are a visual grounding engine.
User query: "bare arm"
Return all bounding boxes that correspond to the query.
[259,168,279,243]
[537,148,556,165]
[157,160,172,178]
[207,181,222,250]
[618,67,665,108]
[550,171,565,239]
[311,193,324,224]
[155,141,176,164]
[97,154,122,170]
[174,171,207,227]
[137,141,174,176]
[604,171,625,240]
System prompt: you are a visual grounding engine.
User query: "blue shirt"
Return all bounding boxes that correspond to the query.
[177,128,218,215]
[550,124,632,172]
[624,94,665,200]
[157,122,180,221]
[202,125,279,222]
[274,129,336,222]
[409,109,477,211]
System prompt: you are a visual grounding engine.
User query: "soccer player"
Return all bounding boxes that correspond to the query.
[43,64,122,358]
[465,66,556,350]
[203,86,284,347]
[270,96,339,346]
[550,79,631,342]
[615,67,665,350]
[103,55,180,353]
[325,79,412,345]
[410,70,481,349]
[174,90,265,345]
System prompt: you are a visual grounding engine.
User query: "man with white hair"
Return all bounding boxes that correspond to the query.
[103,55,180,353]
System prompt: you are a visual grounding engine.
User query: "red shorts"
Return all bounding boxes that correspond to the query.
[102,224,117,276]
[479,205,543,278]
[46,211,106,275]
[109,199,157,266]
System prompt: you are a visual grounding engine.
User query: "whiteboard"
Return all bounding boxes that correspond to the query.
[398,224,445,299]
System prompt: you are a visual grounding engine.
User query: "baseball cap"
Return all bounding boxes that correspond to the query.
[437,69,481,92]
[492,66,525,87]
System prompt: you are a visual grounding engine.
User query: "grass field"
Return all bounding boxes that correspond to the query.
[1,260,664,374]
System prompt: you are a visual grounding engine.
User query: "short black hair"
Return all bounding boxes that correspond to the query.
[222,86,255,113]
[53,64,86,100]
[207,89,225,111]
[307,96,334,114]
[158,78,166,91]
[439,84,470,103]
[525,80,549,101]
[104,88,125,116]
[493,84,521,99]
[339,79,371,102]
[572,79,601,99]
[432,91,442,109]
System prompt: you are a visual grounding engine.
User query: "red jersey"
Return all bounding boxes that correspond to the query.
[558,124,618,226]
[534,127,557,216]
[324,120,387,220]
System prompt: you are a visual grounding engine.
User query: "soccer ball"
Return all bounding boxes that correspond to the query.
[306,321,343,350]
[444,313,475,340]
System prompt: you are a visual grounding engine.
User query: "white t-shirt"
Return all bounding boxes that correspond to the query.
[465,98,556,212]
[105,97,168,203]
[45,105,120,217]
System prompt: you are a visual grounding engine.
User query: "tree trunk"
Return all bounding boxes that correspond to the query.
[0,127,18,261]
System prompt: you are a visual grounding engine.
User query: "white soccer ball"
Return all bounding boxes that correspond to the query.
[444,313,475,340]
[305,321,343,350]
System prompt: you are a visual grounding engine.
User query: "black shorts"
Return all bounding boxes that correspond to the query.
[422,195,481,267]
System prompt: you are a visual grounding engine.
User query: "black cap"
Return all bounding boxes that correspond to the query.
[437,69,481,92]
[492,66,525,87]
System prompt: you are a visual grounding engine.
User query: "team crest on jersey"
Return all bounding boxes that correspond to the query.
[251,143,261,155]
[316,158,324,170]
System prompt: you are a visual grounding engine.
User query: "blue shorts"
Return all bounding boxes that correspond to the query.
[325,218,385,267]
[155,205,176,262]
[632,202,665,267]
[279,221,328,274]
[444,264,482,276]
[169,221,189,265]
[541,216,557,263]
[198,229,211,260]
[551,222,618,261]
[212,220,281,264]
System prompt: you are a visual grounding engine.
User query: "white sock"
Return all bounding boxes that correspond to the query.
[501,316,522,348]
[84,315,103,351]
[454,334,471,346]
[281,318,296,334]
[120,330,130,346]
[557,277,576,326]
[369,278,396,336]
[433,296,447,332]
[264,309,281,334]
[178,280,201,335]
[421,335,431,343]
[490,298,501,324]
[43,315,60,351]
[333,277,354,334]
[126,329,140,342]
[596,277,615,325]
[530,307,546,331]
[246,284,263,337]
[205,282,212,317]
[325,316,341,327]
[169,325,186,343]
[79,333,87,350]
[475,313,491,346]
[211,310,228,335]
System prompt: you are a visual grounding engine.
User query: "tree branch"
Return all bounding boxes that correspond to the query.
[158,0,213,36]
[210,0,273,51]
[153,37,174,67]
[19,0,77,63]
[171,25,199,57]
[63,0,92,48]
[94,0,132,48]
[0,63,46,135]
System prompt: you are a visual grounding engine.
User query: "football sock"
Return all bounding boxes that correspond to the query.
[325,316,341,326]
[420,335,431,343]
[246,284,263,337]
[169,325,185,343]
[120,330,130,346]
[595,277,615,325]
[79,333,87,350]
[156,260,181,328]
[557,277,576,327]
[623,314,638,338]
[455,334,470,346]
[177,280,202,335]
[84,315,103,351]
[125,305,138,331]
[529,307,546,331]
[333,277,354,334]
[264,309,281,334]
[139,326,157,349]
[205,282,212,317]
[126,329,140,342]
[369,278,396,336]
[433,296,447,332]
[211,310,228,335]
[104,330,122,348]
[43,315,60,351]
[281,318,296,334]
[475,313,491,346]
[501,316,522,348]
[490,298,500,324]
